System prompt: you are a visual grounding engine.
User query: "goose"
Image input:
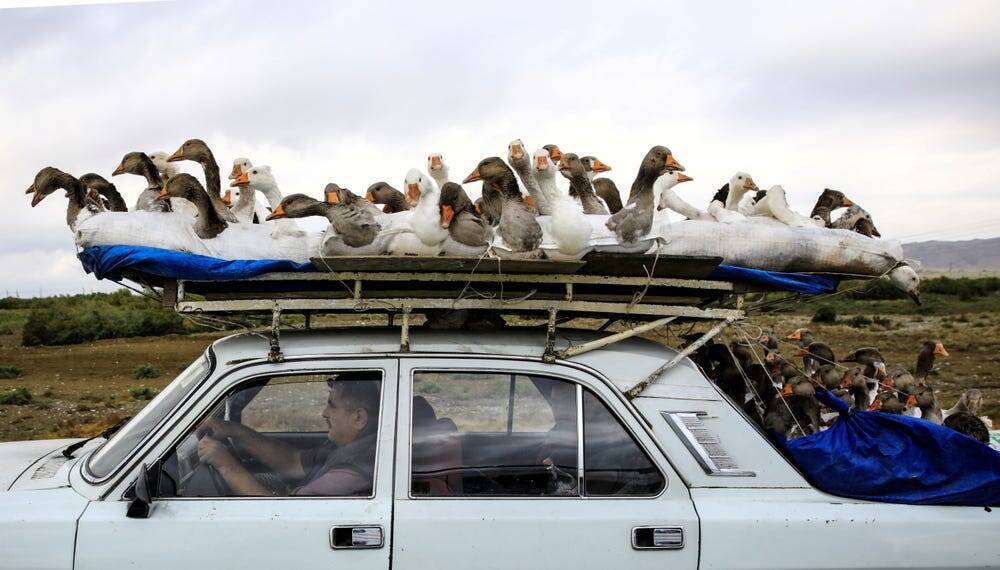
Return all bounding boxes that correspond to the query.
[267,188,384,255]
[112,152,172,212]
[945,389,983,418]
[329,183,382,217]
[463,157,542,258]
[606,146,683,244]
[543,144,563,164]
[915,340,948,381]
[231,165,303,237]
[79,173,128,212]
[167,139,238,222]
[809,189,854,226]
[839,367,872,412]
[580,156,623,213]
[654,171,712,220]
[426,153,450,191]
[906,383,943,424]
[229,157,253,181]
[26,167,104,230]
[148,151,200,217]
[832,204,882,237]
[786,328,836,374]
[508,139,551,215]
[721,172,758,212]
[223,180,261,224]
[888,264,921,304]
[439,182,491,256]
[404,168,448,251]
[707,183,748,223]
[751,185,825,228]
[942,411,990,443]
[559,153,609,215]
[839,346,887,404]
[366,182,410,214]
[155,174,228,239]
[532,148,592,259]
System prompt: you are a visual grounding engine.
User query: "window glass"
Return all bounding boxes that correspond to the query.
[411,372,578,496]
[159,371,381,498]
[583,390,664,496]
[88,355,212,480]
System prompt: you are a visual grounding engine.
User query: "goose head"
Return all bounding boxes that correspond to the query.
[729,172,757,193]
[112,151,158,180]
[654,170,694,191]
[148,152,179,181]
[167,139,212,164]
[464,157,521,198]
[156,173,204,202]
[231,165,276,194]
[507,139,531,171]
[532,149,557,183]
[266,193,326,221]
[640,146,685,177]
[923,339,949,358]
[580,156,611,182]
[427,153,448,178]
[816,188,854,210]
[78,173,114,196]
[557,152,587,179]
[230,157,253,181]
[404,168,435,206]
[366,181,407,213]
[888,265,921,304]
[439,182,474,228]
[26,166,75,207]
[323,182,365,208]
[542,144,563,164]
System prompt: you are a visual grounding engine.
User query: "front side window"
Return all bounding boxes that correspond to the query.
[87,355,212,480]
[158,370,382,498]
[410,371,663,497]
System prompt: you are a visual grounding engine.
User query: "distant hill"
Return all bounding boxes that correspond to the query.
[903,237,1000,273]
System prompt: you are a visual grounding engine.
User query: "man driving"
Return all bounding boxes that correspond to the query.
[196,374,381,496]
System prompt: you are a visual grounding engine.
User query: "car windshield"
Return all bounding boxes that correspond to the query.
[86,354,212,480]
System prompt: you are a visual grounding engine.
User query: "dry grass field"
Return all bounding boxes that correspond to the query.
[1,305,998,442]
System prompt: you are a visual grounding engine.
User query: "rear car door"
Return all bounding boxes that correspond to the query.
[75,359,396,570]
[393,357,699,569]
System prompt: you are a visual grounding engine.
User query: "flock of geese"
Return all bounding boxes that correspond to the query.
[693,329,992,443]
[26,138,884,260]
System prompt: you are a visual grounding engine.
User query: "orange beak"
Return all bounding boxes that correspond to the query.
[677,173,693,183]
[228,163,242,180]
[430,155,443,170]
[591,158,611,173]
[781,383,794,397]
[743,177,759,191]
[231,172,249,187]
[463,167,482,184]
[548,146,562,162]
[154,186,170,202]
[167,147,184,162]
[326,190,340,204]
[874,363,887,379]
[883,376,895,389]
[366,191,376,203]
[406,182,421,205]
[440,204,455,228]
[29,185,46,207]
[840,371,854,388]
[665,154,685,172]
[112,162,125,176]
[265,204,285,221]
[842,196,855,208]
[869,399,883,412]
[934,342,949,357]
[510,144,524,160]
[222,189,233,206]
[382,204,393,214]
[794,348,808,357]
[765,351,777,363]
[787,329,802,341]
[906,394,918,408]
[475,201,483,215]
[524,195,537,212]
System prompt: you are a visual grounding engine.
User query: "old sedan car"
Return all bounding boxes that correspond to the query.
[2,328,998,570]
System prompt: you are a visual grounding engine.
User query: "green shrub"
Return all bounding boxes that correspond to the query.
[0,366,23,379]
[0,387,32,405]
[129,386,156,400]
[812,306,837,323]
[849,315,873,328]
[132,363,161,380]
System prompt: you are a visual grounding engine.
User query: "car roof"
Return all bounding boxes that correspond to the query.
[210,328,717,399]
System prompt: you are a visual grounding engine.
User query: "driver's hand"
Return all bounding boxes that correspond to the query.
[197,419,238,441]
[198,436,236,469]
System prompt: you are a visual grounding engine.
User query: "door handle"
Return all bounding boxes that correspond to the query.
[632,526,684,550]
[330,525,384,549]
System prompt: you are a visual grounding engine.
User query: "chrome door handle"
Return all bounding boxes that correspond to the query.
[330,525,384,549]
[632,526,684,550]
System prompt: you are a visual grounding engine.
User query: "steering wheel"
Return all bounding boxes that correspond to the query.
[200,429,240,496]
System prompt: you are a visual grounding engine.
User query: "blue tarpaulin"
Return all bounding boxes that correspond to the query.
[78,244,839,295]
[775,390,1000,506]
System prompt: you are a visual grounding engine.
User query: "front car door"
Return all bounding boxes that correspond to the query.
[74,358,397,570]
[392,357,699,569]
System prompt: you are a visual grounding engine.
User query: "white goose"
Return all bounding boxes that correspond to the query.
[708,173,753,223]
[231,165,304,237]
[751,185,825,228]
[533,148,592,259]
[655,171,711,220]
[427,153,449,190]
[384,169,445,256]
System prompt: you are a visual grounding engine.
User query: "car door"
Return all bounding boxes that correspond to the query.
[392,357,700,570]
[75,359,397,570]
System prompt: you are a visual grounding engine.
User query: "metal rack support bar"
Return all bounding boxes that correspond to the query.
[556,316,680,361]
[623,317,735,400]
[399,306,412,352]
[543,307,559,363]
[268,302,284,363]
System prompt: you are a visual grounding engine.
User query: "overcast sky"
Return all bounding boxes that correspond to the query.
[2,0,999,296]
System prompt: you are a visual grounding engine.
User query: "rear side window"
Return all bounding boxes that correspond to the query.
[410,371,663,498]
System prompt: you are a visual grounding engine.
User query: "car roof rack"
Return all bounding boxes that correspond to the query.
[143,254,770,399]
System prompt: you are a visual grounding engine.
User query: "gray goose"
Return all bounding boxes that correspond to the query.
[439,182,491,256]
[605,146,683,244]
[463,157,542,257]
[915,340,948,381]
[786,328,836,374]
[809,189,854,226]
[581,156,623,214]
[26,167,104,230]
[79,173,128,212]
[154,174,228,239]
[267,190,382,255]
[366,182,410,214]
[542,144,563,165]
[559,153,609,215]
[112,152,171,212]
[167,139,238,222]
[507,139,550,215]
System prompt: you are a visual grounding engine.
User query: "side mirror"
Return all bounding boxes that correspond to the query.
[126,463,154,519]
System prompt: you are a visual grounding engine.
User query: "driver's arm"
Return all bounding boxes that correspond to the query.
[199,419,307,479]
[198,436,271,496]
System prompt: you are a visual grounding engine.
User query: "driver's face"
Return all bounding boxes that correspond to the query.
[321,386,366,446]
